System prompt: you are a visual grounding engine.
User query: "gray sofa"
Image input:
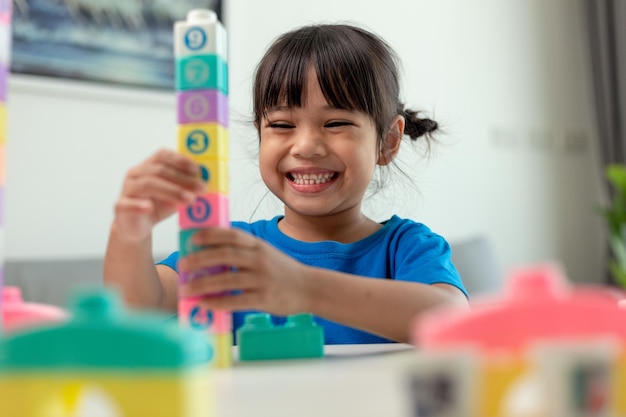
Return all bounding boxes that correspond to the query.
[4,235,502,307]
[5,258,106,307]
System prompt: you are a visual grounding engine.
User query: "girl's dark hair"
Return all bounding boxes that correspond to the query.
[253,24,438,150]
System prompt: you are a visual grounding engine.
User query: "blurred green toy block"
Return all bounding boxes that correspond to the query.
[0,288,214,417]
[237,313,324,361]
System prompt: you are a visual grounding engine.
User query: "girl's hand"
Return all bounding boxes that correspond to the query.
[113,149,205,243]
[178,227,313,316]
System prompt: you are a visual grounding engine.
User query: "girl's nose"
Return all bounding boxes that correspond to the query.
[290,129,327,158]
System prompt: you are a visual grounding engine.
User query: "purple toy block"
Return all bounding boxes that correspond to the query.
[180,265,229,285]
[0,64,7,103]
[177,90,228,127]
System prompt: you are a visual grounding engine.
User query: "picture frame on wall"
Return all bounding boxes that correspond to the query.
[11,0,223,90]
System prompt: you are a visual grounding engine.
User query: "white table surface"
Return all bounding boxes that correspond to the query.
[215,344,417,417]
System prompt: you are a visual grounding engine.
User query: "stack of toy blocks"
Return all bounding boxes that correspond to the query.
[0,0,11,335]
[0,289,214,417]
[237,313,324,361]
[174,9,231,368]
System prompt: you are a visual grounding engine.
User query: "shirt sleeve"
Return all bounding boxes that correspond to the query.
[156,251,180,272]
[394,229,469,298]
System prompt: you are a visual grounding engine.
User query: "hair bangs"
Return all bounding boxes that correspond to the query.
[254,33,315,123]
[254,25,388,131]
[311,31,375,116]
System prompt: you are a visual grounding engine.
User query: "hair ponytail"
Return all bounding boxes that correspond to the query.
[401,108,438,141]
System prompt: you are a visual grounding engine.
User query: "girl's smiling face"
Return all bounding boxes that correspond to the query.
[259,69,379,221]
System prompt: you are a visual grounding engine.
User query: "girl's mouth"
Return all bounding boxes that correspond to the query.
[287,172,338,185]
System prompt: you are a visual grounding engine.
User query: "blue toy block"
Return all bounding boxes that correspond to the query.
[237,313,324,361]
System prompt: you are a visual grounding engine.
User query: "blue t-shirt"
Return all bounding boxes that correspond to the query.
[158,215,466,344]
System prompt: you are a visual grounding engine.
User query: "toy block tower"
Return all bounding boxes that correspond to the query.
[174,9,231,368]
[0,0,12,335]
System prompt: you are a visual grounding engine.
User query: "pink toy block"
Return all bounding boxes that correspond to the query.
[211,309,232,333]
[0,0,11,26]
[179,193,229,229]
[177,90,228,126]
[414,263,626,354]
[179,297,232,333]
[2,286,68,333]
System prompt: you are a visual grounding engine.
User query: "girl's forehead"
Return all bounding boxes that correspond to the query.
[271,76,323,109]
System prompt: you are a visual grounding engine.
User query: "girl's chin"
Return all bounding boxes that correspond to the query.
[283,202,339,218]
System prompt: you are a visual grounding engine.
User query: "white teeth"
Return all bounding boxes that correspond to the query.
[291,172,334,185]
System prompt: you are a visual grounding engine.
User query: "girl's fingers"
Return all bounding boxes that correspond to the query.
[191,227,259,249]
[178,229,262,271]
[126,150,204,197]
[179,244,258,272]
[124,176,197,204]
[114,197,153,214]
[142,161,205,193]
[180,270,256,297]
[197,291,261,311]
[151,148,199,175]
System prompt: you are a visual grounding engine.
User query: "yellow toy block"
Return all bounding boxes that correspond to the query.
[198,158,229,194]
[480,355,528,417]
[213,332,233,369]
[0,369,213,417]
[0,104,6,145]
[178,123,228,161]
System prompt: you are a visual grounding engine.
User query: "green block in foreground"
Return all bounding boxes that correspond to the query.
[0,289,213,370]
[237,313,324,361]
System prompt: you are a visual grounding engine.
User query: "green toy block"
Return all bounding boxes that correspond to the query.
[0,288,213,371]
[176,54,228,94]
[237,313,324,361]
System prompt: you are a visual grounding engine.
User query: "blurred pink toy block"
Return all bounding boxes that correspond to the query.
[408,263,626,417]
[414,263,626,354]
[2,286,68,333]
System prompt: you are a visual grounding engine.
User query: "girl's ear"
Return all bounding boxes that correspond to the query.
[377,115,404,166]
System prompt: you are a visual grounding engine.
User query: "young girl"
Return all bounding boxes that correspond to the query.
[104,23,469,344]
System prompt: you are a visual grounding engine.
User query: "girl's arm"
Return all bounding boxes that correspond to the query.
[300,269,468,343]
[179,227,469,343]
[103,149,204,310]
[104,224,179,311]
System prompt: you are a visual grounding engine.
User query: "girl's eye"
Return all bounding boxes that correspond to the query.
[326,121,353,128]
[269,122,294,129]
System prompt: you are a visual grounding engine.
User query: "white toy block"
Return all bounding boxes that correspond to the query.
[0,25,11,66]
[174,9,227,61]
[0,227,4,259]
[406,348,479,417]
[531,339,617,417]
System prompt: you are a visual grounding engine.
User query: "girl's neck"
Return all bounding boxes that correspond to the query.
[277,208,383,243]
